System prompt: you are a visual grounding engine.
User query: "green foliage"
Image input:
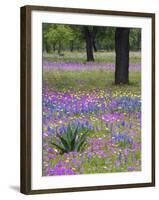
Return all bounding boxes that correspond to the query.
[43,24,141,53]
[129,28,141,51]
[95,27,116,51]
[51,124,87,154]
[43,24,85,53]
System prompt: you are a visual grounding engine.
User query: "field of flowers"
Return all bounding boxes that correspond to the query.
[42,52,141,176]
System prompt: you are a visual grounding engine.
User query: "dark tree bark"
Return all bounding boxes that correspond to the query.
[45,42,50,53]
[84,26,94,61]
[58,41,62,55]
[70,40,74,52]
[52,43,56,52]
[92,27,98,52]
[115,28,130,84]
[137,32,141,51]
[93,39,97,52]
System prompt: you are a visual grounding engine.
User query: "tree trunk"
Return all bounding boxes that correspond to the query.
[93,39,97,52]
[84,26,94,61]
[92,27,97,52]
[52,43,56,52]
[58,41,61,55]
[45,42,50,53]
[70,41,74,52]
[115,28,130,84]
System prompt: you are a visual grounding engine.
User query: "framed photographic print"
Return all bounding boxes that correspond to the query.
[20,5,155,194]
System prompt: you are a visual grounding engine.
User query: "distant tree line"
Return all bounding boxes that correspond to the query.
[43,24,141,54]
[43,24,141,84]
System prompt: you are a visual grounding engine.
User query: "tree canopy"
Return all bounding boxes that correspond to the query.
[43,23,141,53]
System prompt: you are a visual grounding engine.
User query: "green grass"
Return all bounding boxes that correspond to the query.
[43,69,141,93]
[43,51,141,64]
[43,51,141,96]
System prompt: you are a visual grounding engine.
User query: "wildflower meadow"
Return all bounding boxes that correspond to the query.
[42,24,141,176]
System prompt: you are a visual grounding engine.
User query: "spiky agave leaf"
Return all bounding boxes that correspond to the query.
[51,142,67,153]
[51,124,87,154]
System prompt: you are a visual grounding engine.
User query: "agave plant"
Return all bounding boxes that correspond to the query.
[51,124,87,154]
